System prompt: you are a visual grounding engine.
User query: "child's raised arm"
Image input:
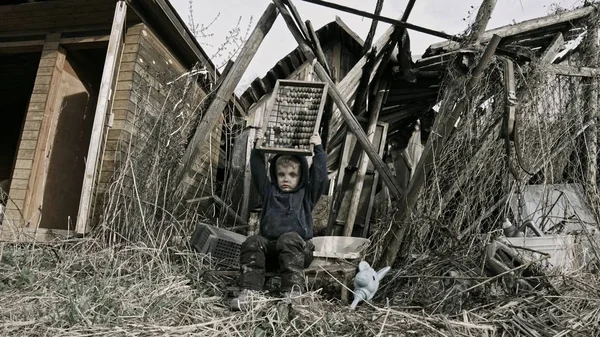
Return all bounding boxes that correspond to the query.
[250,128,269,196]
[309,133,328,205]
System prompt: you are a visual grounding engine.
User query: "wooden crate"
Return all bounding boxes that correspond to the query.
[257,80,328,155]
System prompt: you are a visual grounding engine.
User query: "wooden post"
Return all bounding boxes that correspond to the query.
[343,76,389,237]
[376,35,503,268]
[178,4,279,186]
[76,1,126,234]
[466,0,498,43]
[581,11,599,214]
[361,0,385,55]
[273,0,402,198]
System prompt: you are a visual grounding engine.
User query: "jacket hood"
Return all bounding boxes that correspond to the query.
[269,153,309,192]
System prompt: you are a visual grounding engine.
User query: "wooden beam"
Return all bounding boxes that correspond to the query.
[551,64,600,77]
[428,6,595,54]
[401,0,416,21]
[59,35,110,45]
[540,32,564,63]
[581,13,599,212]
[274,0,402,198]
[0,40,45,49]
[344,76,389,237]
[297,0,462,42]
[306,20,331,76]
[284,0,310,40]
[467,0,498,43]
[377,35,503,268]
[75,1,127,234]
[178,4,278,185]
[362,0,385,54]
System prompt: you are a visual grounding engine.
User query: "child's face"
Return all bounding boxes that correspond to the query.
[276,164,300,191]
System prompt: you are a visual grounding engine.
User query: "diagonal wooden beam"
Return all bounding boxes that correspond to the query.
[466,0,498,43]
[362,0,385,55]
[177,4,278,190]
[273,0,402,198]
[305,20,331,76]
[76,1,126,234]
[540,32,564,63]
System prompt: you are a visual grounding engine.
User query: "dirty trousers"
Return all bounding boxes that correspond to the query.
[239,232,314,292]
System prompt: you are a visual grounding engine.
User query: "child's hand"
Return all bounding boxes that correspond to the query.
[309,133,321,146]
[255,128,265,141]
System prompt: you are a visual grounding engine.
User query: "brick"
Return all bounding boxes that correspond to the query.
[10,199,25,210]
[40,50,57,59]
[36,66,55,76]
[17,150,35,160]
[11,169,31,180]
[14,160,33,170]
[29,93,48,103]
[9,189,26,200]
[35,75,52,85]
[38,58,57,67]
[10,179,29,190]
[27,103,46,112]
[19,140,37,150]
[32,84,51,94]
[21,130,40,141]
[25,112,44,121]
[23,120,42,131]
[121,54,138,63]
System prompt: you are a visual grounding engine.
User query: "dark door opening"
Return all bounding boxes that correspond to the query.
[40,47,106,230]
[0,52,41,204]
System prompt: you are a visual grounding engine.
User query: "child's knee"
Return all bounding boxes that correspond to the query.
[276,232,304,251]
[242,235,268,251]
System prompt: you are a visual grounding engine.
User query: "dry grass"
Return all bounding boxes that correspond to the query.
[0,240,599,336]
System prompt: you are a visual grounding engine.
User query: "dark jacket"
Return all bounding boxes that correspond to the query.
[250,145,328,240]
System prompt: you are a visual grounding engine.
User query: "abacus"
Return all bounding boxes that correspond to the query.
[257,80,328,155]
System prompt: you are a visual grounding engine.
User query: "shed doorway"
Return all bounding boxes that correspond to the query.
[39,47,106,230]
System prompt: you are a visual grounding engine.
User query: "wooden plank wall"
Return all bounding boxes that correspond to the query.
[1,35,65,231]
[0,0,135,34]
[99,23,218,208]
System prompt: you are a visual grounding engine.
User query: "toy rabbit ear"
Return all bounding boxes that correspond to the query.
[358,261,370,271]
[376,266,391,280]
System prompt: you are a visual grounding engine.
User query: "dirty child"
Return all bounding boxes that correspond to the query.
[230,129,328,310]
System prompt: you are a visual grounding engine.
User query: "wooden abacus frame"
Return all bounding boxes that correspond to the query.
[256,79,329,155]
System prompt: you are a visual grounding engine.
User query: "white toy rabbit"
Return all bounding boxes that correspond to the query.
[350,261,391,309]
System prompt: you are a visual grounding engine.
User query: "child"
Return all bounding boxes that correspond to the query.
[230,129,328,310]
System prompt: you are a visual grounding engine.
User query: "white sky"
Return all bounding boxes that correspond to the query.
[170,0,585,91]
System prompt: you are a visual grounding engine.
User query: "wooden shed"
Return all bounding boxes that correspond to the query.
[0,0,236,241]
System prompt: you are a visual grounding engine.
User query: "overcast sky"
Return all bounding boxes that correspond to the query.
[170,0,585,91]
